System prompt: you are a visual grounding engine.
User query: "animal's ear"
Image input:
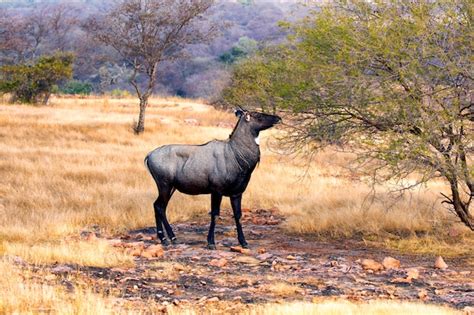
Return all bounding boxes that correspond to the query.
[235,109,244,118]
[244,112,251,122]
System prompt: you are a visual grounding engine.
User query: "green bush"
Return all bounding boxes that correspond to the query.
[0,53,74,104]
[60,80,93,95]
[109,89,131,98]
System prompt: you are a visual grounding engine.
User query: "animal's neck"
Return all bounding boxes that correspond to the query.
[228,119,260,170]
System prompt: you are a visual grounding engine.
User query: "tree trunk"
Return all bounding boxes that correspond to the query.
[449,180,474,231]
[135,97,148,134]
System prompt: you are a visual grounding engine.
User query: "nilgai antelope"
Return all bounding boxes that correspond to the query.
[144,108,281,249]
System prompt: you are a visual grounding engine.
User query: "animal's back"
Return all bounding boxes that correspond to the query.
[146,140,230,195]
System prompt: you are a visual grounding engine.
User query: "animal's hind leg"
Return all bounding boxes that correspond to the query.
[153,198,167,246]
[207,193,222,250]
[156,186,176,245]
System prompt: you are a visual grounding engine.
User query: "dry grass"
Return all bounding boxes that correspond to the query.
[166,300,461,315]
[0,95,470,264]
[262,281,302,297]
[4,239,134,267]
[0,259,117,314]
[241,300,461,315]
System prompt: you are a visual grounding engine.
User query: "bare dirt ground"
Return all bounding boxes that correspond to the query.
[15,208,473,313]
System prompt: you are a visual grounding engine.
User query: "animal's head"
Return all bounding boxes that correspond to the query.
[235,108,281,132]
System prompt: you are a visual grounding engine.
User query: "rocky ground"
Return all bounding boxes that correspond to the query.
[15,208,474,313]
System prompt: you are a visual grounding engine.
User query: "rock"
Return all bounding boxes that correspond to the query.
[418,289,428,300]
[209,258,228,268]
[143,244,164,258]
[361,259,384,272]
[257,248,266,254]
[140,251,154,259]
[435,256,448,269]
[406,268,420,280]
[230,246,251,255]
[256,253,273,261]
[207,297,219,302]
[128,248,142,257]
[51,265,73,274]
[460,271,471,275]
[382,257,401,269]
[235,256,260,265]
[464,306,474,315]
[286,255,297,260]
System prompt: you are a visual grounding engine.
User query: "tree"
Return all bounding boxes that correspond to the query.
[0,4,78,64]
[0,53,73,104]
[224,1,474,230]
[85,0,215,134]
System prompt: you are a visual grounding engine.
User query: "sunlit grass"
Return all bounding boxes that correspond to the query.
[0,95,466,261]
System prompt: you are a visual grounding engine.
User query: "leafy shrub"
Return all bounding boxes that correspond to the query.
[0,53,74,104]
[60,80,93,95]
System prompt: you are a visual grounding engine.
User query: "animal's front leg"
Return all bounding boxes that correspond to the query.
[207,193,222,250]
[230,194,248,248]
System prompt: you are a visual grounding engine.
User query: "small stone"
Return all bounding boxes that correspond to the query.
[361,259,384,272]
[256,253,273,261]
[128,248,142,257]
[286,255,296,260]
[460,271,471,275]
[406,268,420,280]
[210,258,228,267]
[207,297,219,302]
[235,256,260,265]
[143,244,164,258]
[198,296,207,303]
[418,289,428,300]
[172,299,180,305]
[140,251,154,259]
[51,265,73,274]
[382,257,401,269]
[257,248,266,254]
[435,256,448,269]
[230,246,251,255]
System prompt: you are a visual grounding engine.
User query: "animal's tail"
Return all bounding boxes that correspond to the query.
[144,154,152,177]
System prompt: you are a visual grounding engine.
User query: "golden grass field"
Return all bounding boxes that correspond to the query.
[0,95,471,313]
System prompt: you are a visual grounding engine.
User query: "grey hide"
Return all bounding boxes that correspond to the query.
[144,109,281,249]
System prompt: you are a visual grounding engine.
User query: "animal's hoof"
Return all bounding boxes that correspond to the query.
[240,243,249,249]
[170,237,180,245]
[207,244,217,250]
[161,239,170,247]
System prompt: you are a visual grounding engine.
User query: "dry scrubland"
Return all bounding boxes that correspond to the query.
[0,95,471,313]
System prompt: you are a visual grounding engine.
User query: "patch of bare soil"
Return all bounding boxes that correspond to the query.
[15,209,474,312]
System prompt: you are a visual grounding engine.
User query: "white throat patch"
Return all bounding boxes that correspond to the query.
[254,136,260,145]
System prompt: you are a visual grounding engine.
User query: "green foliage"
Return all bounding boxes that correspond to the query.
[59,80,93,95]
[0,53,74,104]
[109,89,131,98]
[224,0,474,229]
[219,37,258,64]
